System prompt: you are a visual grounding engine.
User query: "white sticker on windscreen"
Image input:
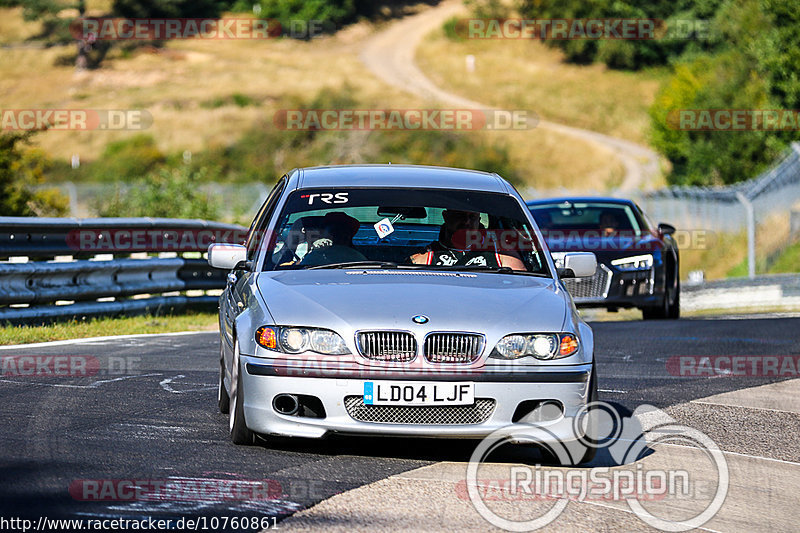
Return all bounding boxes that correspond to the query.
[374,218,395,239]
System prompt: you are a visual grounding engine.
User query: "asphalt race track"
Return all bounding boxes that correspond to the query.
[1,315,798,530]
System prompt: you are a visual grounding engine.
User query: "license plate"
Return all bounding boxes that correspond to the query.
[363,382,474,406]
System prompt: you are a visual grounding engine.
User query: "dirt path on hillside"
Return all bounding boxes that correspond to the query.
[359,1,662,191]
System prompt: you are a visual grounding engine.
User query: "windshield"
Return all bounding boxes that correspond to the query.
[261,188,549,275]
[528,201,644,237]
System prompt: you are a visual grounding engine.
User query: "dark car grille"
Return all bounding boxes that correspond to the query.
[357,331,417,362]
[563,264,611,300]
[424,333,484,363]
[344,396,496,425]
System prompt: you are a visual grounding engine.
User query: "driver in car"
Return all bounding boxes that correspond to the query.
[282,212,367,267]
[410,209,526,270]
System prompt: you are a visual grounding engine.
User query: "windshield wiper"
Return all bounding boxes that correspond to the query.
[453,265,549,277]
[306,261,400,270]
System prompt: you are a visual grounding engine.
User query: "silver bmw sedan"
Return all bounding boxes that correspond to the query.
[209,165,598,464]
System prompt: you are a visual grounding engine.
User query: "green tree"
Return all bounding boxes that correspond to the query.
[0,132,69,216]
[515,0,724,70]
[651,0,800,185]
[111,0,229,18]
[97,165,220,219]
[0,133,35,216]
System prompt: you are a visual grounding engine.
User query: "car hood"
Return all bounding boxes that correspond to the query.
[256,270,567,333]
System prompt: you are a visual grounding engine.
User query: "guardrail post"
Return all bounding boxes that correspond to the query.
[735,191,756,279]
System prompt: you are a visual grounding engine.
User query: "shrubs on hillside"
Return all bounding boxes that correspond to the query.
[461,0,800,186]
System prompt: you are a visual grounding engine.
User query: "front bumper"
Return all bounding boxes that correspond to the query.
[239,356,593,442]
[570,265,662,309]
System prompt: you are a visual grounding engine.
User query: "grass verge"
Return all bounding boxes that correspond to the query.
[0,312,218,345]
[768,240,800,274]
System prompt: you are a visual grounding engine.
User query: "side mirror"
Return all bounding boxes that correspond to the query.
[557,252,597,279]
[208,243,248,270]
[658,223,676,235]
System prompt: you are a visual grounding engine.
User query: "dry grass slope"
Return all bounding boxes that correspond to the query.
[2,5,637,191]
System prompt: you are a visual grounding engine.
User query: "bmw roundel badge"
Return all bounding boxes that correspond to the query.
[412,315,429,324]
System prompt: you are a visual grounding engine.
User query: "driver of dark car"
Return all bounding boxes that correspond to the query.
[599,211,620,237]
[409,209,525,270]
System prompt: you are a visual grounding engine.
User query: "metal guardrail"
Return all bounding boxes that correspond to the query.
[682,274,800,312]
[0,217,247,325]
[0,216,246,258]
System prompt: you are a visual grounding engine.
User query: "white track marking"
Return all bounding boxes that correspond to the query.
[159,374,216,394]
[0,330,214,351]
[690,399,800,416]
[0,373,162,388]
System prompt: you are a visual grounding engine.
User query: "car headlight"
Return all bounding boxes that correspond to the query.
[610,254,653,271]
[255,326,350,355]
[490,333,579,360]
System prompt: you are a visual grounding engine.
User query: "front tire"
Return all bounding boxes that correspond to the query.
[218,353,230,415]
[668,279,680,319]
[229,341,255,445]
[642,264,679,320]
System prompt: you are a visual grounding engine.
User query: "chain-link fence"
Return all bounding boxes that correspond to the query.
[37,182,272,222]
[635,142,800,232]
[634,142,800,278]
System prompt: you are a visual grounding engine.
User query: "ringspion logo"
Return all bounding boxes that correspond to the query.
[465,402,728,531]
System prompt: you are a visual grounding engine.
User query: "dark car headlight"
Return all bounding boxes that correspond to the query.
[490,333,579,360]
[610,254,653,271]
[256,326,350,355]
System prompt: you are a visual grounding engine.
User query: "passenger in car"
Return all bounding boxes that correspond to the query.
[409,209,526,270]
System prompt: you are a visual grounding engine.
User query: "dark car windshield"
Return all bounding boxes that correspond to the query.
[528,201,644,236]
[260,188,549,275]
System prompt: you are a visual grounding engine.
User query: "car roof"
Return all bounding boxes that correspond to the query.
[525,196,636,207]
[290,164,511,193]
